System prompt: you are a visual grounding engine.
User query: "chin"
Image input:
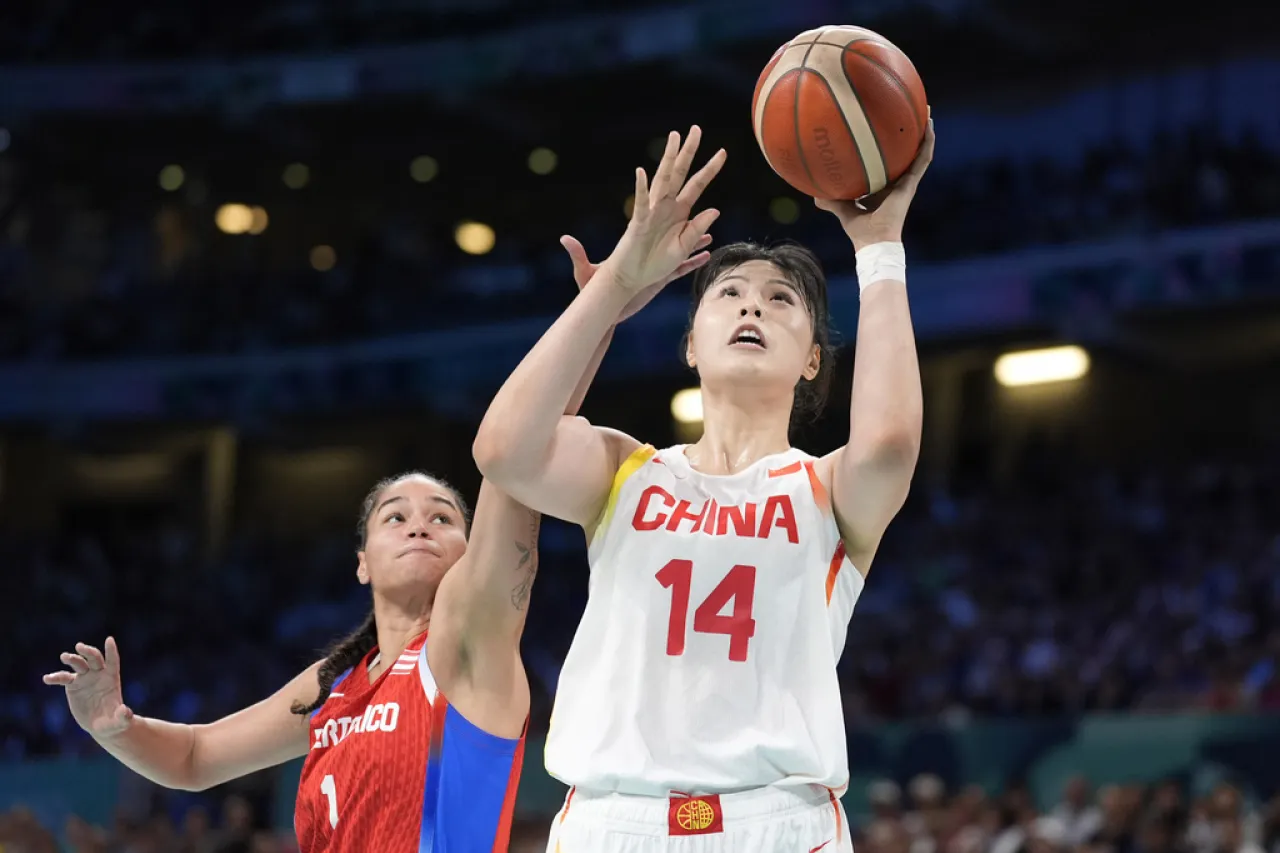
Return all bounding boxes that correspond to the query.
[704,360,794,392]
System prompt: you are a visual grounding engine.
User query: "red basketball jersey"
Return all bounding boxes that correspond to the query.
[295,630,526,852]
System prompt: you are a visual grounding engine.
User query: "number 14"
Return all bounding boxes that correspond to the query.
[656,560,757,662]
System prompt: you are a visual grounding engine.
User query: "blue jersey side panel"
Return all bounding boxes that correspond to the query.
[418,704,524,853]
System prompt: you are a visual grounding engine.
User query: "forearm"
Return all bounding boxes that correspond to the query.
[848,279,923,462]
[565,326,615,417]
[475,274,629,476]
[98,716,200,791]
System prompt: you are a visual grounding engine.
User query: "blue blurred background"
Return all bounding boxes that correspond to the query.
[2,0,1280,850]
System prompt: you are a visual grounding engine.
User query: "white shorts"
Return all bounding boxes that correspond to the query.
[545,784,853,853]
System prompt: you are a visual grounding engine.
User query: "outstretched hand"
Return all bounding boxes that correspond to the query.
[43,637,135,740]
[561,232,713,322]
[817,114,935,249]
[598,126,726,296]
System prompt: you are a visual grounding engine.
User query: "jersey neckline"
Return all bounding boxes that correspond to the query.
[358,627,429,690]
[662,444,807,480]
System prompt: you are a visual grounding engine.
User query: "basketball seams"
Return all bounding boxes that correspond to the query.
[791,39,824,199]
[804,42,886,195]
[833,49,890,195]
[801,69,871,198]
[761,68,818,196]
[844,47,927,137]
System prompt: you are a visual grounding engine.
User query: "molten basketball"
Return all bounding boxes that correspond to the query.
[752,26,928,201]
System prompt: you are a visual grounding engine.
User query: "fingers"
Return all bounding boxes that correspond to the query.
[902,115,935,185]
[671,251,713,280]
[560,235,595,289]
[692,233,713,252]
[682,208,721,252]
[675,147,727,210]
[667,125,703,198]
[43,671,76,686]
[105,636,121,671]
[76,642,106,671]
[649,130,681,202]
[632,167,650,221]
[60,652,90,674]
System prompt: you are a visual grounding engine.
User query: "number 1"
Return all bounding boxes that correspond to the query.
[320,774,339,829]
[656,560,757,662]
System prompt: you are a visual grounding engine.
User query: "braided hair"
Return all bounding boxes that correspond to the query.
[291,471,471,716]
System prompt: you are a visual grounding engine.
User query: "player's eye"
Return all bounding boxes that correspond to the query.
[720,285,739,297]
[431,514,452,525]
[385,512,404,524]
[772,290,795,304]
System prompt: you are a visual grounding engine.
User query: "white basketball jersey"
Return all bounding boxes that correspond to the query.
[544,444,865,796]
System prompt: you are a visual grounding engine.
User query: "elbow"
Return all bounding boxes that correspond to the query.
[472,428,521,484]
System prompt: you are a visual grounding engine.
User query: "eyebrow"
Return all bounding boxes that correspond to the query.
[717,274,797,289]
[375,495,459,515]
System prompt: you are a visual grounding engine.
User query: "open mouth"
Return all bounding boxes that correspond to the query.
[729,323,767,350]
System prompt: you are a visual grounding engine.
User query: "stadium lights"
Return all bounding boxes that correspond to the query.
[670,388,703,424]
[310,245,337,272]
[455,221,495,256]
[994,345,1090,387]
[770,197,799,224]
[528,147,557,175]
[159,165,185,192]
[282,163,310,189]
[248,206,269,235]
[410,155,439,183]
[215,203,254,235]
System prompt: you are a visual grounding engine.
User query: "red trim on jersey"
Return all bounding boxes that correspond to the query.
[489,719,528,852]
[803,460,830,511]
[827,787,843,841]
[560,786,576,823]
[825,541,846,605]
[767,460,803,478]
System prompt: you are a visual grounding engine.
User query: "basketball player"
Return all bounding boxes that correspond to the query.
[473,120,933,851]
[39,252,708,852]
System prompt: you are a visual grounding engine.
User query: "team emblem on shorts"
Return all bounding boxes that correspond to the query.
[667,793,724,836]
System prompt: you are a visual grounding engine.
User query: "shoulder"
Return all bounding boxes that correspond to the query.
[566,416,644,468]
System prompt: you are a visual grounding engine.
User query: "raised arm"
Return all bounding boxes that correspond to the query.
[472,126,725,529]
[44,638,319,791]
[819,118,934,572]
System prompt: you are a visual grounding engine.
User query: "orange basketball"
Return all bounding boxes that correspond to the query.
[752,26,928,201]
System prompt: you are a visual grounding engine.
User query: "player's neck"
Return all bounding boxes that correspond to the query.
[367,601,431,682]
[686,387,792,475]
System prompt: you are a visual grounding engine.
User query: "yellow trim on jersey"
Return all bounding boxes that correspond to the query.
[590,444,656,543]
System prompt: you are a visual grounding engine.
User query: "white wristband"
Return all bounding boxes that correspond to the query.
[855,241,907,293]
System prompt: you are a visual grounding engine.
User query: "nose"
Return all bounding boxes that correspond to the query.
[406,521,431,539]
[739,304,762,319]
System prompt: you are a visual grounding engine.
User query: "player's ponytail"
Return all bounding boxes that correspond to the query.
[290,610,378,716]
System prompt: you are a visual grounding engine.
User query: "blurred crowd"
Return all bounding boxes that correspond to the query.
[1,123,1278,361]
[838,455,1280,720]
[850,775,1280,853]
[3,772,1280,853]
[3,452,1277,764]
[0,0,627,62]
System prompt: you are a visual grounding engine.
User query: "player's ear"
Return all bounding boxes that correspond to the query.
[803,343,820,381]
[356,551,371,586]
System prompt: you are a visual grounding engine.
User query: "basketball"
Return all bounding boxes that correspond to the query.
[752,26,928,201]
